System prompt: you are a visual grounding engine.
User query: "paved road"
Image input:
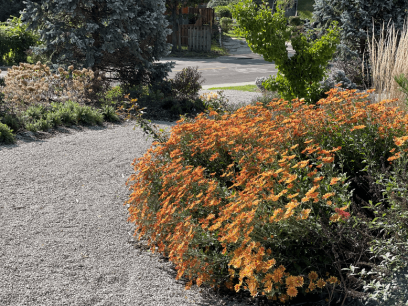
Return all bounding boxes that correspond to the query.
[160,57,278,89]
[1,59,278,90]
[0,43,296,90]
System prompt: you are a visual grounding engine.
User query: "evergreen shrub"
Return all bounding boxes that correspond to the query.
[21,0,174,93]
[124,86,408,304]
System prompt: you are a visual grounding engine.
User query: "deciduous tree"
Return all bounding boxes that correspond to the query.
[231,0,340,103]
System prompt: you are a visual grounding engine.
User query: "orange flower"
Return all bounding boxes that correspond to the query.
[308,281,316,291]
[316,278,326,288]
[287,286,298,297]
[287,193,299,199]
[272,268,284,283]
[294,276,304,287]
[308,271,318,281]
[350,125,366,132]
[329,177,341,185]
[297,208,311,220]
[327,276,339,284]
[388,153,402,162]
[322,156,335,163]
[286,276,297,287]
[322,192,335,199]
[209,152,219,161]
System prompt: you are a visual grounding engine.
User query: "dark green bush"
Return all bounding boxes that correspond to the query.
[170,66,205,101]
[0,112,24,133]
[288,16,304,26]
[0,121,15,144]
[215,6,233,18]
[0,15,41,66]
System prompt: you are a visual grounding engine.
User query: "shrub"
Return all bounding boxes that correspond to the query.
[215,6,233,18]
[0,15,41,66]
[319,66,357,94]
[288,16,304,26]
[123,86,408,304]
[170,66,205,101]
[255,76,269,92]
[0,112,24,133]
[207,0,239,8]
[100,104,121,123]
[327,55,366,89]
[0,121,15,144]
[1,62,96,115]
[220,17,233,32]
[25,117,54,132]
[352,153,408,305]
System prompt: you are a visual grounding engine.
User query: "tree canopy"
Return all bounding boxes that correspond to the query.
[21,0,175,90]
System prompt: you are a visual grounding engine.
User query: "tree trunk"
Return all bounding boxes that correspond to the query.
[178,7,182,51]
[171,4,178,52]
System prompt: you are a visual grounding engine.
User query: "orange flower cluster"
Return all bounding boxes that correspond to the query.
[124,87,408,302]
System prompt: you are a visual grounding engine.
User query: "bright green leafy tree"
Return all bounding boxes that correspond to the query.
[231,0,341,104]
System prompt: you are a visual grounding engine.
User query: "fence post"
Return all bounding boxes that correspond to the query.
[207,27,211,51]
[219,26,222,48]
[188,28,191,51]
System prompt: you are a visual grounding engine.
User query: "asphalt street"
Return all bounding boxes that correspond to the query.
[159,56,278,89]
[0,39,296,90]
[0,57,279,89]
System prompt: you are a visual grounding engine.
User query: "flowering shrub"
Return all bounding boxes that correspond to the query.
[124,86,408,304]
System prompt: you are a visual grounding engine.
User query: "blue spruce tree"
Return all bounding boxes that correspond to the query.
[21,0,175,91]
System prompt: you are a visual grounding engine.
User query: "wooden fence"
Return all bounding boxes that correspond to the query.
[166,7,214,48]
[188,26,211,52]
[187,7,214,26]
[167,24,212,48]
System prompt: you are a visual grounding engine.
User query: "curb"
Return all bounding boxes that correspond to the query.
[0,66,12,71]
[201,82,255,90]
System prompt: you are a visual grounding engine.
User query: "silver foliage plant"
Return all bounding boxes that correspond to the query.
[21,0,175,89]
[319,65,358,92]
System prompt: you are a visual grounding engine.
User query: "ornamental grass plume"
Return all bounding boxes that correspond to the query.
[364,17,408,111]
[124,85,408,304]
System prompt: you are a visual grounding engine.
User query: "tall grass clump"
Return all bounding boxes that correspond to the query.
[364,17,408,111]
[123,86,408,305]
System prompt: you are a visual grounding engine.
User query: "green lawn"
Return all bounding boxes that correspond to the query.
[207,84,259,92]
